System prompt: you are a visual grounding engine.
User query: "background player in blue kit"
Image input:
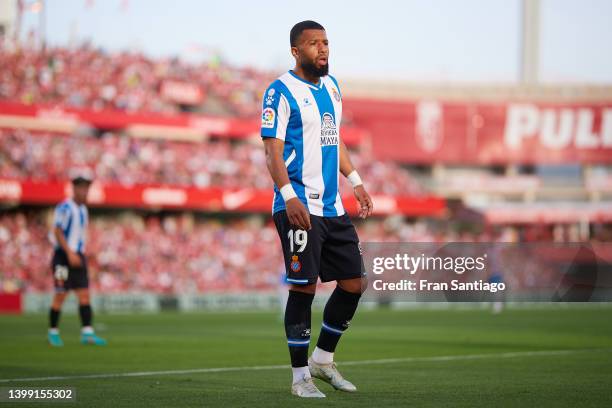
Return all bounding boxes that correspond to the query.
[47,170,107,347]
[262,21,373,398]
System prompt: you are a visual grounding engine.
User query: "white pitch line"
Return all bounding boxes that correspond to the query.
[1,348,610,383]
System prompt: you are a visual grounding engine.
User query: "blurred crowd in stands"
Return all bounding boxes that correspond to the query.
[0,211,281,294]
[0,129,425,195]
[0,44,426,195]
[2,210,609,294]
[0,44,273,117]
[2,43,611,298]
[0,211,469,294]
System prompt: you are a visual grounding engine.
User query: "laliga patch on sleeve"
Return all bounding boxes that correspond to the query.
[261,107,276,128]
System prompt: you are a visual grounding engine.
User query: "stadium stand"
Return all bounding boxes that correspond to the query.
[0,44,273,117]
[1,44,611,298]
[0,129,425,195]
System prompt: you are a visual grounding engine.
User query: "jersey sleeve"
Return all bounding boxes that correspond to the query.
[260,83,290,140]
[53,203,72,230]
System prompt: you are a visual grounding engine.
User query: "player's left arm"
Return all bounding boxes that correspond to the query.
[339,140,373,219]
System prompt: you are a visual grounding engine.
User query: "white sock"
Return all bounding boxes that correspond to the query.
[81,326,94,335]
[48,328,59,335]
[292,366,311,384]
[312,347,334,365]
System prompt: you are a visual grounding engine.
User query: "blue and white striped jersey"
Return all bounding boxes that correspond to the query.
[51,198,89,253]
[261,70,344,217]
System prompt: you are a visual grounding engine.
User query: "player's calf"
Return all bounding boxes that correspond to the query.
[314,285,361,360]
[48,301,64,347]
[285,290,314,384]
[308,284,361,391]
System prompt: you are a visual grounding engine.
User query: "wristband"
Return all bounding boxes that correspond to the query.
[347,170,363,188]
[280,184,298,202]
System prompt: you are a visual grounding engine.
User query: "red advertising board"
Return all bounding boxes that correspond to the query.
[0,179,446,217]
[344,99,612,164]
[0,101,365,146]
[3,99,610,164]
[0,293,22,314]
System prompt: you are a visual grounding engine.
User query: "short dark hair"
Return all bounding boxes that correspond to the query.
[290,20,325,47]
[71,177,92,186]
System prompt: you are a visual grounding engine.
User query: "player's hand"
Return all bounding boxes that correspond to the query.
[67,250,82,268]
[286,198,311,230]
[354,185,373,219]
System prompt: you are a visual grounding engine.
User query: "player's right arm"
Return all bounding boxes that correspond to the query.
[261,84,311,231]
[53,204,81,267]
[263,139,311,230]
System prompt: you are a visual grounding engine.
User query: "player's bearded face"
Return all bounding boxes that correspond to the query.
[301,58,329,77]
[296,29,329,78]
[73,183,91,203]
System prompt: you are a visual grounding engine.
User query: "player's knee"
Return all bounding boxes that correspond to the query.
[76,290,90,305]
[52,293,67,308]
[289,283,316,295]
[360,276,369,294]
[338,278,366,295]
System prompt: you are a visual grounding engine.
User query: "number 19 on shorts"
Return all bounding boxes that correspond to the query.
[288,229,307,253]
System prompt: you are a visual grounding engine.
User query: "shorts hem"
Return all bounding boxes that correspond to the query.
[285,277,316,285]
[319,274,364,283]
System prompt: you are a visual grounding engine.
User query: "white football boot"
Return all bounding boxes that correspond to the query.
[308,358,357,392]
[291,375,326,398]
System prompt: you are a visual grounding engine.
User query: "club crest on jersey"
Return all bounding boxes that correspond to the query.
[332,87,341,102]
[290,255,302,272]
[265,89,276,106]
[262,107,275,128]
[320,112,339,146]
[266,88,276,106]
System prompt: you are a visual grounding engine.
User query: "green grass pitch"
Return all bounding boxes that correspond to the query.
[1,306,611,407]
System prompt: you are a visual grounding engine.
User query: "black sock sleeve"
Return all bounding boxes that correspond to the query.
[79,304,92,327]
[316,286,361,353]
[49,308,61,329]
[285,290,315,367]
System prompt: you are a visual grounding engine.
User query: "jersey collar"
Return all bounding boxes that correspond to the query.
[288,70,322,90]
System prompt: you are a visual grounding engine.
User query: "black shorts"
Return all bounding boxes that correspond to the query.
[51,249,89,292]
[273,210,366,285]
